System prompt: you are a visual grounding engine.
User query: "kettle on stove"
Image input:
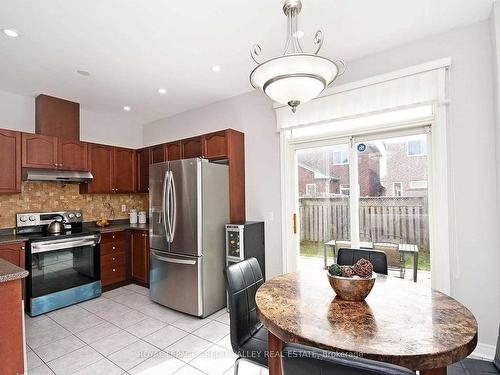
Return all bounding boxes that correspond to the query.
[47,215,65,234]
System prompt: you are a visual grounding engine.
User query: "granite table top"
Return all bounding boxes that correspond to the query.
[256,271,478,371]
[0,259,28,283]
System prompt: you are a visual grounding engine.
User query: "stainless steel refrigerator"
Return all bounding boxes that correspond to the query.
[149,158,229,317]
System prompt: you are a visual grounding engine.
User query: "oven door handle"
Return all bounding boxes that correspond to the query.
[31,239,99,254]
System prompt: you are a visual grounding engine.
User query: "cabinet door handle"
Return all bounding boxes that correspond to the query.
[21,246,25,250]
[112,246,116,250]
[112,257,116,261]
[112,268,116,272]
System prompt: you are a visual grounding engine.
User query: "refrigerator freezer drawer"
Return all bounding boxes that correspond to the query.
[149,250,202,316]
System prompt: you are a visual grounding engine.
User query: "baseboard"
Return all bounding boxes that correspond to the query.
[471,342,496,360]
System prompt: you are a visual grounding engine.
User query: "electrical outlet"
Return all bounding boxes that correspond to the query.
[121,205,127,213]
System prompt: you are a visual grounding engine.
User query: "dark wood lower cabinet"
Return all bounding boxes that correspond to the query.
[0,242,25,268]
[100,230,149,290]
[0,278,25,374]
[131,230,149,285]
[100,232,127,287]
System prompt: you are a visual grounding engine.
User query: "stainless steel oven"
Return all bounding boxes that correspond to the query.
[27,234,101,316]
[17,211,102,316]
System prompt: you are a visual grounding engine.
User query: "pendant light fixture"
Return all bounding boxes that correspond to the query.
[250,0,345,113]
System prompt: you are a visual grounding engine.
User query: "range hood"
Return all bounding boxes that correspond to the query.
[23,169,93,184]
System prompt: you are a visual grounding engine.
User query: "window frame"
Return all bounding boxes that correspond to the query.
[407,139,427,157]
[392,182,403,197]
[305,183,317,195]
[410,180,428,189]
[333,150,349,165]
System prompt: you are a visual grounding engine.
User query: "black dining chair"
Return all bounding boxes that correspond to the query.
[223,257,268,374]
[337,248,388,275]
[282,344,416,374]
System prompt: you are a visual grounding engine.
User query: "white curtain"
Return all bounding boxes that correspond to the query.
[275,63,449,131]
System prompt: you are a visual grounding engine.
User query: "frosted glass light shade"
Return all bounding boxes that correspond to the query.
[250,54,339,107]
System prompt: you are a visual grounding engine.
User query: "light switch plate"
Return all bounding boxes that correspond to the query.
[121,204,127,213]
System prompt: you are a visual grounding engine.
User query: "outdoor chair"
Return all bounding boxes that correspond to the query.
[373,242,405,279]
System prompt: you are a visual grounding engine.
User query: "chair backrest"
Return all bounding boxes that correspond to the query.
[223,258,264,354]
[337,248,388,275]
[372,242,400,268]
[282,344,416,375]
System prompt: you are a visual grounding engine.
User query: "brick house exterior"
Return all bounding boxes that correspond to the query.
[297,140,426,198]
[297,144,383,197]
[381,140,428,197]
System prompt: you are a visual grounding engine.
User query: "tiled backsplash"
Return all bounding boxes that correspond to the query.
[0,182,149,229]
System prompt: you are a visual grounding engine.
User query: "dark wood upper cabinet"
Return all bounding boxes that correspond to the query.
[22,133,59,169]
[80,144,114,194]
[35,95,79,141]
[181,136,203,159]
[166,141,182,161]
[202,131,228,161]
[59,139,87,171]
[150,144,166,164]
[114,148,136,193]
[137,148,150,193]
[0,129,21,194]
[131,230,149,284]
[226,130,245,224]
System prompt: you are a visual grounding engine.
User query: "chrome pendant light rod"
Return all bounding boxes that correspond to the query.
[283,1,304,55]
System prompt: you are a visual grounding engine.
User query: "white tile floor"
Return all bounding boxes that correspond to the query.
[25,284,268,375]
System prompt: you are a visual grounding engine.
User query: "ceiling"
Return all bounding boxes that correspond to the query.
[0,0,494,125]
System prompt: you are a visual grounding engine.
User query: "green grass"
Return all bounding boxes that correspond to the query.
[300,240,430,271]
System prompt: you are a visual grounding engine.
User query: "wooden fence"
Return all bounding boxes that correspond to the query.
[299,196,429,251]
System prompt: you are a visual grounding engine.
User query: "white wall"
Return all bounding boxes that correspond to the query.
[143,92,281,280]
[143,20,499,350]
[0,89,143,148]
[0,90,34,133]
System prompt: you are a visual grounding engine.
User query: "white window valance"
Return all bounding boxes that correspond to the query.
[275,59,450,131]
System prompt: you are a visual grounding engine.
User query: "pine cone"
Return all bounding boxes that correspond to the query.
[341,266,355,278]
[353,258,373,278]
[328,264,342,276]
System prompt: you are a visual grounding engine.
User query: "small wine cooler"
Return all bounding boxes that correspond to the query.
[225,222,265,279]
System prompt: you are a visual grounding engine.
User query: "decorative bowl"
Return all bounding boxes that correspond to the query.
[327,272,376,302]
[96,220,110,227]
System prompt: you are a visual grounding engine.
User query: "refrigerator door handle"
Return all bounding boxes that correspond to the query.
[151,251,196,265]
[170,170,177,242]
[162,170,170,242]
[166,170,173,242]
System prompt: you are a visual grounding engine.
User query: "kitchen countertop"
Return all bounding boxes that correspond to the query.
[83,221,149,233]
[0,232,29,245]
[0,259,28,283]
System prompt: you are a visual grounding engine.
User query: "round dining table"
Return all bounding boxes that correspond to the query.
[256,271,477,375]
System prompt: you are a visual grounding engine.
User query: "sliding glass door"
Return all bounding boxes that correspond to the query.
[296,143,351,270]
[292,128,430,285]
